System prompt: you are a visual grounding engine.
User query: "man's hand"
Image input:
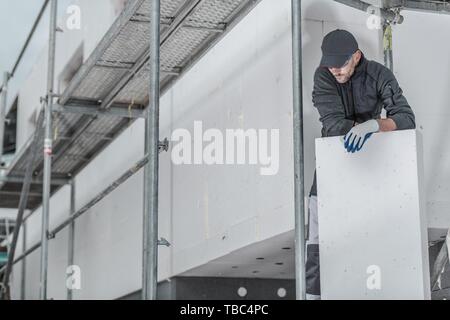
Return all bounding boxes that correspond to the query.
[343,119,379,153]
[377,118,397,132]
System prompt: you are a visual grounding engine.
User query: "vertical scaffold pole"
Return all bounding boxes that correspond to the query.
[40,0,57,300]
[143,0,161,300]
[292,0,306,300]
[67,179,76,300]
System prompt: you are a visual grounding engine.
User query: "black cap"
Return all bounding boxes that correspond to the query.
[320,29,359,68]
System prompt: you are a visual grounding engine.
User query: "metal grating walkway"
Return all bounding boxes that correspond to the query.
[0,0,261,210]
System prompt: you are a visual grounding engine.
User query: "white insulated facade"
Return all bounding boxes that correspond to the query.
[1,0,449,299]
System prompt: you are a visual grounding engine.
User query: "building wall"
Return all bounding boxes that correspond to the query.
[392,10,450,229]
[4,0,449,299]
[15,0,127,150]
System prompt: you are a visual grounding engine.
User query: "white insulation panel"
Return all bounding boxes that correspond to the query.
[316,130,430,300]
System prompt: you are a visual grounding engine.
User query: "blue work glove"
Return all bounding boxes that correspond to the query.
[343,119,379,153]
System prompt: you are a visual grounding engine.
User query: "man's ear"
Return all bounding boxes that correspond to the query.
[354,50,362,64]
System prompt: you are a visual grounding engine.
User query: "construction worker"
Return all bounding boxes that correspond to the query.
[306,29,416,300]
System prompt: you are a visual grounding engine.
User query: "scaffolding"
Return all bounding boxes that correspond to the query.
[0,0,449,300]
[0,0,306,300]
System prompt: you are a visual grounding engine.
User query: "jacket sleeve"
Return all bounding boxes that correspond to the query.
[312,67,354,137]
[377,66,416,130]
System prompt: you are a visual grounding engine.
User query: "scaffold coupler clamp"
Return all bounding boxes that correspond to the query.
[159,138,169,153]
[157,238,171,247]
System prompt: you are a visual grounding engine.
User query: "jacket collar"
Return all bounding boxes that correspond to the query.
[353,51,367,77]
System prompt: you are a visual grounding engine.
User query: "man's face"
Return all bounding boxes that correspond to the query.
[328,51,361,84]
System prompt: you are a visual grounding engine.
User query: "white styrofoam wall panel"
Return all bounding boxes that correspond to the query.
[316,130,430,300]
[393,10,450,229]
[46,228,70,300]
[167,0,296,277]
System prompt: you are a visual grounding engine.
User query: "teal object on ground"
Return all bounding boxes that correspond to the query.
[0,252,7,265]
